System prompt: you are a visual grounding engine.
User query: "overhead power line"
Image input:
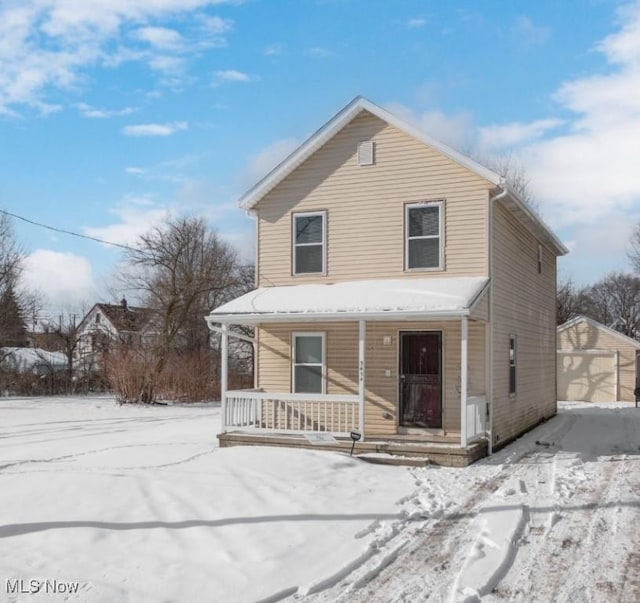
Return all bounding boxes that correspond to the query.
[0,207,137,252]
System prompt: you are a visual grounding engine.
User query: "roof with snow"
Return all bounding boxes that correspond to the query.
[238,96,567,256]
[207,277,489,324]
[1,347,68,372]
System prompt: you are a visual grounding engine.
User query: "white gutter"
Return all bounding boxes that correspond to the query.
[486,186,508,455]
[206,308,472,325]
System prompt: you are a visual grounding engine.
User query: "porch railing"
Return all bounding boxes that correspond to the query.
[465,395,487,443]
[224,390,359,436]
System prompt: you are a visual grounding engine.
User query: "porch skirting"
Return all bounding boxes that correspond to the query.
[217,431,488,467]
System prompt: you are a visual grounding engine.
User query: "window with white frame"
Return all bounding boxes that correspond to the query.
[293,211,326,275]
[292,333,325,394]
[509,334,517,395]
[405,202,443,270]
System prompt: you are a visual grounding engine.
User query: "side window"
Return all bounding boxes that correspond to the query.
[292,333,325,394]
[509,334,517,395]
[406,202,443,270]
[537,244,543,274]
[293,212,326,275]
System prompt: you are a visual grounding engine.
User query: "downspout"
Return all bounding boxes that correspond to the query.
[487,184,509,455]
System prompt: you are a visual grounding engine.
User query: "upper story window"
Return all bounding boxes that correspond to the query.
[293,211,326,275]
[405,201,443,270]
[537,244,543,274]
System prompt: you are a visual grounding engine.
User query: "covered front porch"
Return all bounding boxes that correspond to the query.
[206,277,491,466]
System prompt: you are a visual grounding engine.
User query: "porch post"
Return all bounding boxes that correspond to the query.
[358,320,366,441]
[460,316,468,448]
[220,323,228,433]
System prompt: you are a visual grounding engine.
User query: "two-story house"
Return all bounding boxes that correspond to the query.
[75,299,158,373]
[206,97,568,466]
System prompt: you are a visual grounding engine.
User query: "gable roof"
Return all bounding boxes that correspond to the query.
[97,303,157,332]
[238,96,567,256]
[77,302,158,334]
[558,315,640,349]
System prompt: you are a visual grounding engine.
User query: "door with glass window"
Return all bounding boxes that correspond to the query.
[399,332,442,428]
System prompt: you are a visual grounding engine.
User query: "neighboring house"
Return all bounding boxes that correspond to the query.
[75,299,157,371]
[1,347,68,375]
[557,315,640,402]
[206,96,568,466]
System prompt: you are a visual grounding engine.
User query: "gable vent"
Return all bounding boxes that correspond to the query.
[357,140,375,166]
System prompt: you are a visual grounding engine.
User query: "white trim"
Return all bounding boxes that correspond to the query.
[461,317,468,447]
[557,349,618,356]
[292,332,326,394]
[614,349,619,401]
[405,201,444,271]
[212,309,471,325]
[292,211,327,276]
[221,324,228,433]
[358,320,366,440]
[487,189,494,454]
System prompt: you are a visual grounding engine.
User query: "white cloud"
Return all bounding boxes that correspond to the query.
[125,167,145,175]
[264,44,282,56]
[83,196,170,247]
[0,2,238,113]
[383,102,475,151]
[407,18,426,29]
[122,121,188,136]
[478,118,564,150]
[306,47,334,58]
[241,137,300,188]
[214,69,251,83]
[517,1,640,227]
[511,16,550,47]
[135,26,184,50]
[76,102,135,118]
[221,229,255,263]
[22,250,98,310]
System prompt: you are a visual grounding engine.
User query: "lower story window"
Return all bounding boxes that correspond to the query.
[292,333,325,393]
[509,334,517,395]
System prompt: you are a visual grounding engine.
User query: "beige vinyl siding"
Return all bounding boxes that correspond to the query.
[257,319,486,437]
[490,201,557,446]
[557,351,617,402]
[256,111,493,286]
[470,290,489,322]
[558,320,639,401]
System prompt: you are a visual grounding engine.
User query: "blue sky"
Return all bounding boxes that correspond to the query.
[1,0,639,314]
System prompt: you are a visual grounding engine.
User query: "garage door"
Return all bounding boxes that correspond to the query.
[557,351,617,402]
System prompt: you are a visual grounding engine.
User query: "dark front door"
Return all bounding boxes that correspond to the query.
[399,332,442,428]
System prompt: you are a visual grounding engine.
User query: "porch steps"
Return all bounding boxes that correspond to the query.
[217,432,488,467]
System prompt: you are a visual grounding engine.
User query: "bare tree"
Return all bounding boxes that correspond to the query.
[627,223,640,274]
[44,311,83,392]
[464,148,538,212]
[556,277,585,326]
[0,213,22,295]
[580,273,640,339]
[118,216,243,402]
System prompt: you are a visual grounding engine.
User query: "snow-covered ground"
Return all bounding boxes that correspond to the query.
[0,397,639,602]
